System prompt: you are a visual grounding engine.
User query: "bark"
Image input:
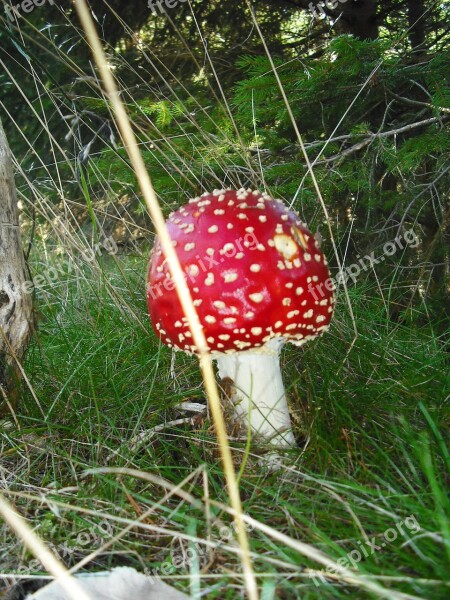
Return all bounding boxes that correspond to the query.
[332,0,379,40]
[0,117,33,411]
[408,0,426,51]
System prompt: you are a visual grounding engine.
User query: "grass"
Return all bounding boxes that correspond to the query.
[0,248,448,599]
[0,3,449,598]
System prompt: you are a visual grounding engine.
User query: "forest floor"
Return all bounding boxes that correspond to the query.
[0,249,448,599]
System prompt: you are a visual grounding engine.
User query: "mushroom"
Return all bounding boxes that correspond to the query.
[147,189,335,448]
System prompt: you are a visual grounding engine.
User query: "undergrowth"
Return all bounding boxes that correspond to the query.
[0,253,447,598]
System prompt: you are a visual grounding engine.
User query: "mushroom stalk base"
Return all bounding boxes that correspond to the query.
[215,339,296,447]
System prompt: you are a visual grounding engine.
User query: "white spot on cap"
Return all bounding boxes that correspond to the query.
[303,309,313,318]
[251,327,262,336]
[259,215,267,223]
[224,317,236,324]
[205,273,215,286]
[316,315,326,323]
[174,321,182,328]
[214,209,225,215]
[286,282,293,288]
[319,299,328,306]
[249,292,264,304]
[208,225,219,233]
[250,264,261,273]
[219,334,230,341]
[236,252,244,259]
[205,315,216,324]
[222,243,235,254]
[234,341,252,350]
[304,253,311,261]
[214,301,226,309]
[184,243,195,251]
[315,254,322,262]
[237,213,247,220]
[185,224,194,234]
[245,311,254,318]
[274,234,298,260]
[207,337,215,343]
[274,321,283,328]
[295,287,304,295]
[222,271,238,283]
[227,223,234,229]
[206,248,215,256]
[193,299,202,307]
[245,227,254,233]
[287,310,300,318]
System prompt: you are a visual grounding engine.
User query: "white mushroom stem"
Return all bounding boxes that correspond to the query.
[215,338,296,447]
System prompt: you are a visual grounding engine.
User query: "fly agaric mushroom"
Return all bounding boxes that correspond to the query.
[147,189,334,448]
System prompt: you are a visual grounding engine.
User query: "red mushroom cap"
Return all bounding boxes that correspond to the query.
[147,189,335,354]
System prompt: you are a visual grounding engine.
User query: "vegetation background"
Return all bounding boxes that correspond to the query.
[0,0,448,598]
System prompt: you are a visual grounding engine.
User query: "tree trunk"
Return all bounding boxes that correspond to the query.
[0,117,33,412]
[332,0,379,40]
[408,0,426,51]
